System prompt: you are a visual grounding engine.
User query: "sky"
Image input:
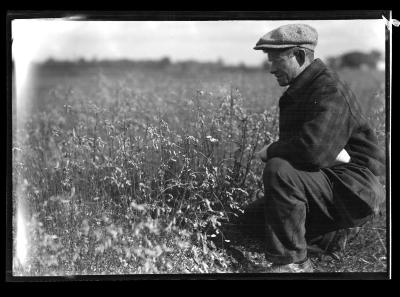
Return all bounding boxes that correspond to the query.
[12,19,386,67]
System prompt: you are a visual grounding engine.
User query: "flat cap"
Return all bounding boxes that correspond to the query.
[253,24,318,51]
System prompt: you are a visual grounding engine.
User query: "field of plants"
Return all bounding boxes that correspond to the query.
[11,61,387,275]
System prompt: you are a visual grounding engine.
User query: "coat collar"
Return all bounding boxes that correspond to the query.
[284,58,327,99]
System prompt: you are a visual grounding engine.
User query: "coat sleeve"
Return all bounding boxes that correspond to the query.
[267,85,354,169]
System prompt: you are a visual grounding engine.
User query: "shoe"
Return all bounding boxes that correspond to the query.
[328,227,362,253]
[307,227,362,259]
[266,258,314,273]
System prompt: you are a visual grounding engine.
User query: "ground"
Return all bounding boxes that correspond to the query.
[216,205,387,274]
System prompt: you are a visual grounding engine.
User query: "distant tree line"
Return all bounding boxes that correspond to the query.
[326,50,383,70]
[33,57,261,74]
[262,50,383,71]
[38,57,173,70]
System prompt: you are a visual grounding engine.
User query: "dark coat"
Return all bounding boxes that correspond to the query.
[267,58,386,227]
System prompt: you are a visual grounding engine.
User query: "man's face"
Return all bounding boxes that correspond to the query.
[267,49,300,86]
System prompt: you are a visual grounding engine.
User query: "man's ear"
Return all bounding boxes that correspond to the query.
[294,48,306,66]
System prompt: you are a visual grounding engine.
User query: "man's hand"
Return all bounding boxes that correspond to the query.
[334,148,351,165]
[255,144,271,162]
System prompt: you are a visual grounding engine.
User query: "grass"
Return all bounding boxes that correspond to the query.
[11,62,387,276]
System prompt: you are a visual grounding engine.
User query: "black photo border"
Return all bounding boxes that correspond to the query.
[5,10,393,281]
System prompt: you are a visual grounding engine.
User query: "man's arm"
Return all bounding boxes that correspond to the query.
[266,86,354,169]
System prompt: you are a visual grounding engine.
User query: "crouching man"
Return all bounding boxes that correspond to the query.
[252,24,386,272]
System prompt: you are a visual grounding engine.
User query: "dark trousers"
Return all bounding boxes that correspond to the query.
[262,157,344,265]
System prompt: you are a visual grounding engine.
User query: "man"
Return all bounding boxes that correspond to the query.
[251,24,385,272]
